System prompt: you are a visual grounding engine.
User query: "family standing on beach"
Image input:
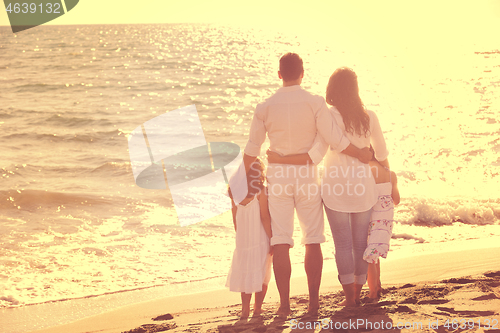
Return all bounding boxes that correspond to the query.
[226,53,400,318]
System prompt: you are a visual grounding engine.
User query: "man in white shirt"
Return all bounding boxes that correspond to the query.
[243,53,371,316]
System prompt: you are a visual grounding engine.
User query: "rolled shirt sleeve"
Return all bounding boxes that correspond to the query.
[244,105,267,157]
[315,97,350,152]
[369,111,389,161]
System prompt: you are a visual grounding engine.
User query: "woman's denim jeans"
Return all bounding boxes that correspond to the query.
[325,206,372,285]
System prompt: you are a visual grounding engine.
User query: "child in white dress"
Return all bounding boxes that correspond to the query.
[226,158,272,318]
[363,157,400,300]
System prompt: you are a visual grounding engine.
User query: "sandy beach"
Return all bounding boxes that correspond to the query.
[26,237,500,333]
[2,18,500,333]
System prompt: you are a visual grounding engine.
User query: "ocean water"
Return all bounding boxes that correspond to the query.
[1,23,500,331]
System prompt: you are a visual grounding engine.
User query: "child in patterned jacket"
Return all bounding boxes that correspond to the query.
[363,155,400,300]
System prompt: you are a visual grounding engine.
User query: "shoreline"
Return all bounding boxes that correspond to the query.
[20,236,500,333]
[3,217,500,331]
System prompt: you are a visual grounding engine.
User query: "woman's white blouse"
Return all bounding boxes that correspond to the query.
[319,107,389,213]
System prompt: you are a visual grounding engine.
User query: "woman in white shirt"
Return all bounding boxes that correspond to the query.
[267,67,389,307]
[322,67,389,307]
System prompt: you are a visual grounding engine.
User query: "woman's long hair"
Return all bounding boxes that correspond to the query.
[326,67,370,137]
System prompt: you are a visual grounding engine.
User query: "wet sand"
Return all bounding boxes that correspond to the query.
[29,242,500,333]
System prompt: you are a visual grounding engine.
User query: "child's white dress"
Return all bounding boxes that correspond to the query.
[363,182,394,264]
[226,195,272,293]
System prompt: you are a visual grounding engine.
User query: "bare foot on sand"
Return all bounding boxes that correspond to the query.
[240,308,250,319]
[276,306,291,318]
[368,287,382,299]
[305,306,319,317]
[338,299,359,307]
[252,308,263,317]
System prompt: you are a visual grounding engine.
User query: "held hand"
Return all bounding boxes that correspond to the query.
[266,149,281,164]
[358,147,373,164]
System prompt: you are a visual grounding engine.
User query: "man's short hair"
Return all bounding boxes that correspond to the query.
[279,53,303,81]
